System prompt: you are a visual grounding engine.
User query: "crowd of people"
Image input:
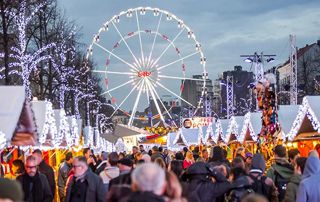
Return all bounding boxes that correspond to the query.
[1,144,320,202]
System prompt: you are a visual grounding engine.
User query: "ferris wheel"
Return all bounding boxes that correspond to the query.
[85,7,207,126]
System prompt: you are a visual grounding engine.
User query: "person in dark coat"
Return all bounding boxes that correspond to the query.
[65,156,106,202]
[107,158,133,202]
[16,155,53,202]
[151,146,164,162]
[83,148,97,172]
[0,177,24,202]
[284,156,307,202]
[32,149,56,198]
[209,146,231,167]
[182,161,232,202]
[58,152,73,202]
[248,153,278,202]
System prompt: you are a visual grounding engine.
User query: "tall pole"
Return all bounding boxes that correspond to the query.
[290,34,298,105]
[226,75,233,119]
[241,52,276,111]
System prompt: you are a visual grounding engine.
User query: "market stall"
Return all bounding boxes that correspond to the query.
[32,100,57,148]
[286,96,320,156]
[0,86,37,148]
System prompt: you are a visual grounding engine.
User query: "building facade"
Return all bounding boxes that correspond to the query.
[219,66,255,118]
[276,40,320,105]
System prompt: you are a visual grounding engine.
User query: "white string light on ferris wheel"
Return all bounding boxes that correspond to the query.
[86,7,206,126]
[287,97,320,141]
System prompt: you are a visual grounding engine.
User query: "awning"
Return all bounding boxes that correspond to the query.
[101,124,149,144]
[32,100,57,146]
[0,86,37,147]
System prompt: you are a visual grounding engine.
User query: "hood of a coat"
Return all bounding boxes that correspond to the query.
[273,159,294,179]
[302,156,320,180]
[251,153,266,172]
[186,162,210,175]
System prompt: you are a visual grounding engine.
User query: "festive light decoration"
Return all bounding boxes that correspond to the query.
[56,109,71,147]
[0,131,6,149]
[69,116,80,146]
[86,7,207,126]
[40,101,57,145]
[9,0,55,100]
[239,112,259,143]
[287,97,320,141]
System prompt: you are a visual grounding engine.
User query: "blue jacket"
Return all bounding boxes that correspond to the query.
[296,156,320,202]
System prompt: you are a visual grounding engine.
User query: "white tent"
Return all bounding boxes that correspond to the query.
[239,112,261,143]
[202,121,221,144]
[227,116,245,143]
[167,132,182,151]
[287,96,320,141]
[173,128,200,146]
[0,86,37,148]
[32,100,57,147]
[102,124,149,144]
[219,119,230,143]
[278,105,300,139]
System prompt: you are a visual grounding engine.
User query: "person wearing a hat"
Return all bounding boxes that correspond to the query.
[248,153,278,202]
[266,145,294,202]
[0,178,23,202]
[107,158,134,201]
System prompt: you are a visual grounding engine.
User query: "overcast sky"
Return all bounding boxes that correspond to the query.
[57,0,320,112]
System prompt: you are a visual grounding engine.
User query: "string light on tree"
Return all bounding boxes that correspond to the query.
[8,0,55,100]
[40,101,57,145]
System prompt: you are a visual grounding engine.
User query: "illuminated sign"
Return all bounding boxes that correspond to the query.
[183,117,215,129]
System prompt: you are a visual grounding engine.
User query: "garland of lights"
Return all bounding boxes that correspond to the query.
[287,97,320,141]
[214,120,222,143]
[203,122,214,144]
[40,101,57,145]
[239,112,258,143]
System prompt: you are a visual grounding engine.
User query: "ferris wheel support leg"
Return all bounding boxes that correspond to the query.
[128,80,144,126]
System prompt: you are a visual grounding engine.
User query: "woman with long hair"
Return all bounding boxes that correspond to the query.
[183,151,194,169]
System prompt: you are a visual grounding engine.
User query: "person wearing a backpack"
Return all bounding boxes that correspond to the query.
[249,153,279,202]
[266,145,294,202]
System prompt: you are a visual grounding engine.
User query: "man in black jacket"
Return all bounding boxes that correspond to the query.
[33,149,56,198]
[65,156,105,202]
[183,162,232,202]
[17,155,53,202]
[58,152,73,202]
